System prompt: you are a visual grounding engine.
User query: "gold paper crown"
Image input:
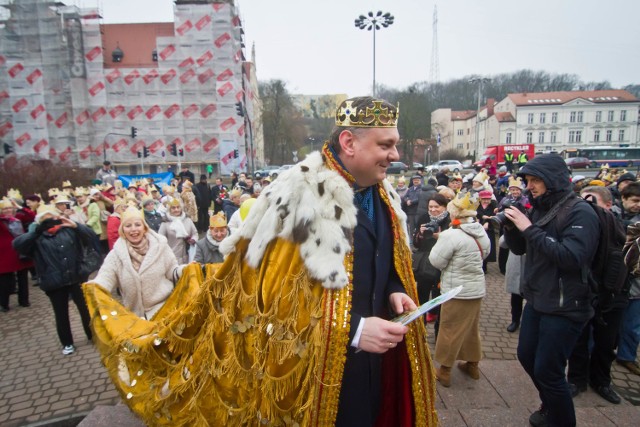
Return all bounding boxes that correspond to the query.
[121,206,145,223]
[450,173,463,181]
[7,188,22,200]
[62,180,73,188]
[162,185,175,194]
[167,197,182,207]
[114,179,123,189]
[141,195,155,205]
[452,190,480,211]
[473,172,489,183]
[601,173,613,182]
[74,186,89,196]
[48,188,60,198]
[335,99,399,128]
[508,177,524,189]
[52,194,72,204]
[36,204,59,219]
[113,197,127,209]
[0,197,13,209]
[600,163,610,170]
[209,212,227,228]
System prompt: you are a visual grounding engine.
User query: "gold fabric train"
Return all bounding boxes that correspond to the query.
[84,201,438,427]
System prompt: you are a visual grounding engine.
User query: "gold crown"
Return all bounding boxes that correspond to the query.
[113,197,127,209]
[335,99,399,128]
[167,197,182,207]
[601,173,613,182]
[450,173,463,181]
[452,190,480,211]
[7,188,22,200]
[74,186,89,196]
[600,163,609,170]
[473,172,489,183]
[508,177,524,189]
[0,197,13,209]
[62,180,73,188]
[209,212,227,228]
[48,188,60,198]
[162,185,175,194]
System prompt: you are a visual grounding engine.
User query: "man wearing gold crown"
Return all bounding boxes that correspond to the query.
[83,96,437,426]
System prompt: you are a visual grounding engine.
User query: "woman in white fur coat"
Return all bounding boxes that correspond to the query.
[158,198,198,264]
[87,206,183,319]
[429,190,490,388]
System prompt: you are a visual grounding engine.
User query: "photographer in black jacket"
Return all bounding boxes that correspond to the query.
[503,154,599,427]
[13,205,94,356]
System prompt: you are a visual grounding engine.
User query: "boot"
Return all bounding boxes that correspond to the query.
[457,361,480,379]
[436,365,451,387]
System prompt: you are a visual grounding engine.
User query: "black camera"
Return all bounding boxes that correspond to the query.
[421,219,441,237]
[490,199,527,227]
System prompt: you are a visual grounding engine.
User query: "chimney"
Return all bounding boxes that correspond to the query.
[486,98,495,117]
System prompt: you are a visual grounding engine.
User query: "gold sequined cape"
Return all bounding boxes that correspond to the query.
[83,188,438,427]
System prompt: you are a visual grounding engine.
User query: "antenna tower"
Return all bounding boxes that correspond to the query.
[429,4,440,82]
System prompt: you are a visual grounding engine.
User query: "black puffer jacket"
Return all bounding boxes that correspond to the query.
[504,154,600,322]
[12,224,95,291]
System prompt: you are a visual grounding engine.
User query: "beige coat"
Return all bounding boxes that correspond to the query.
[158,215,198,264]
[88,231,180,319]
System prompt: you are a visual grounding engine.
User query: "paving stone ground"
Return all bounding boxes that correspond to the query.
[1,262,639,426]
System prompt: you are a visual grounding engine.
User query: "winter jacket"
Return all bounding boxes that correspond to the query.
[158,215,198,264]
[415,184,438,219]
[12,224,95,291]
[87,231,181,319]
[143,210,164,232]
[429,220,490,299]
[222,199,239,222]
[194,236,224,264]
[504,154,599,323]
[76,202,102,236]
[402,185,421,214]
[0,216,32,274]
[107,214,121,250]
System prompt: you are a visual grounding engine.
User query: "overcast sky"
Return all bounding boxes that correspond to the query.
[88,0,640,97]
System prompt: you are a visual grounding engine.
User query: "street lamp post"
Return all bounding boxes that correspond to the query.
[355,11,394,97]
[469,77,490,162]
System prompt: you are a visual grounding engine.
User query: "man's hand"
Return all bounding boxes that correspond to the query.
[358,317,409,353]
[59,217,77,228]
[503,206,532,231]
[389,292,417,314]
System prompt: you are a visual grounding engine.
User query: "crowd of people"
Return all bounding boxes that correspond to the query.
[2,96,640,426]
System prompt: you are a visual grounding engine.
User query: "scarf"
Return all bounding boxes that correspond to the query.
[126,235,149,272]
[166,212,188,238]
[429,210,449,223]
[325,143,376,228]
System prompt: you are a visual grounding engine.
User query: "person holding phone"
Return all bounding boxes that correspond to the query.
[12,204,94,355]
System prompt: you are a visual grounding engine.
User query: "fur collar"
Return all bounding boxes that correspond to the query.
[220,152,409,289]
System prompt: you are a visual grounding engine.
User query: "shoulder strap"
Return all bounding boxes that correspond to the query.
[535,192,577,228]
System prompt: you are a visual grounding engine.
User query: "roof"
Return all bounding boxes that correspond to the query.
[101,23,175,68]
[508,90,638,106]
[494,112,515,122]
[451,110,476,120]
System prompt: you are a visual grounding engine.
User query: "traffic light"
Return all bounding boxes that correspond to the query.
[131,126,138,138]
[178,148,184,157]
[233,149,239,158]
[169,143,177,156]
[137,151,142,158]
[3,143,13,155]
[235,102,244,117]
[143,146,149,158]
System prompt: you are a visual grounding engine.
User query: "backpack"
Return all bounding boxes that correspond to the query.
[556,195,627,295]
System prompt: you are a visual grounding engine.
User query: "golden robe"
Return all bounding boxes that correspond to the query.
[83,151,438,426]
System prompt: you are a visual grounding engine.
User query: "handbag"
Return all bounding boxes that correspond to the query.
[412,250,441,284]
[78,232,103,278]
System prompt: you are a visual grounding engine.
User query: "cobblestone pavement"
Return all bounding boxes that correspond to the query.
[1,262,639,426]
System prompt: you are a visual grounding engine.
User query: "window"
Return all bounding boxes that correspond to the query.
[526,132,533,143]
[527,113,534,124]
[539,113,546,124]
[619,130,625,141]
[570,111,576,123]
[621,110,627,121]
[606,130,613,141]
[538,132,545,143]
[457,129,464,136]
[594,130,600,142]
[608,110,614,121]
[576,130,582,142]
[506,132,512,144]
[456,143,464,150]
[595,111,602,122]
[569,131,576,143]
[577,111,583,122]
[551,112,558,123]
[550,131,557,143]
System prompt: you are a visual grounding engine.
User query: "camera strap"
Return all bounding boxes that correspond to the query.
[534,192,575,228]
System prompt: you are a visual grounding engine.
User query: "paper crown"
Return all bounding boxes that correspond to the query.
[74,186,89,196]
[600,163,610,170]
[62,180,73,188]
[121,206,145,223]
[589,179,605,187]
[48,188,60,198]
[167,197,182,207]
[335,99,399,128]
[508,177,524,189]
[473,171,489,183]
[162,185,175,194]
[7,188,22,201]
[209,212,227,228]
[141,196,155,206]
[398,175,406,183]
[52,194,71,204]
[35,204,59,223]
[114,179,123,189]
[601,173,613,182]
[113,197,127,209]
[450,173,463,182]
[451,190,480,211]
[0,197,13,209]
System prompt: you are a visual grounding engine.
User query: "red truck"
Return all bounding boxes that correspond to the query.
[474,144,535,169]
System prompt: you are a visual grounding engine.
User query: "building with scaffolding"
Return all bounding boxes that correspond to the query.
[0,0,263,176]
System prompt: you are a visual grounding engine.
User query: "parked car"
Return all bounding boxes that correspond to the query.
[565,157,591,169]
[425,160,464,173]
[254,165,280,178]
[273,164,294,176]
[413,162,424,170]
[386,162,409,174]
